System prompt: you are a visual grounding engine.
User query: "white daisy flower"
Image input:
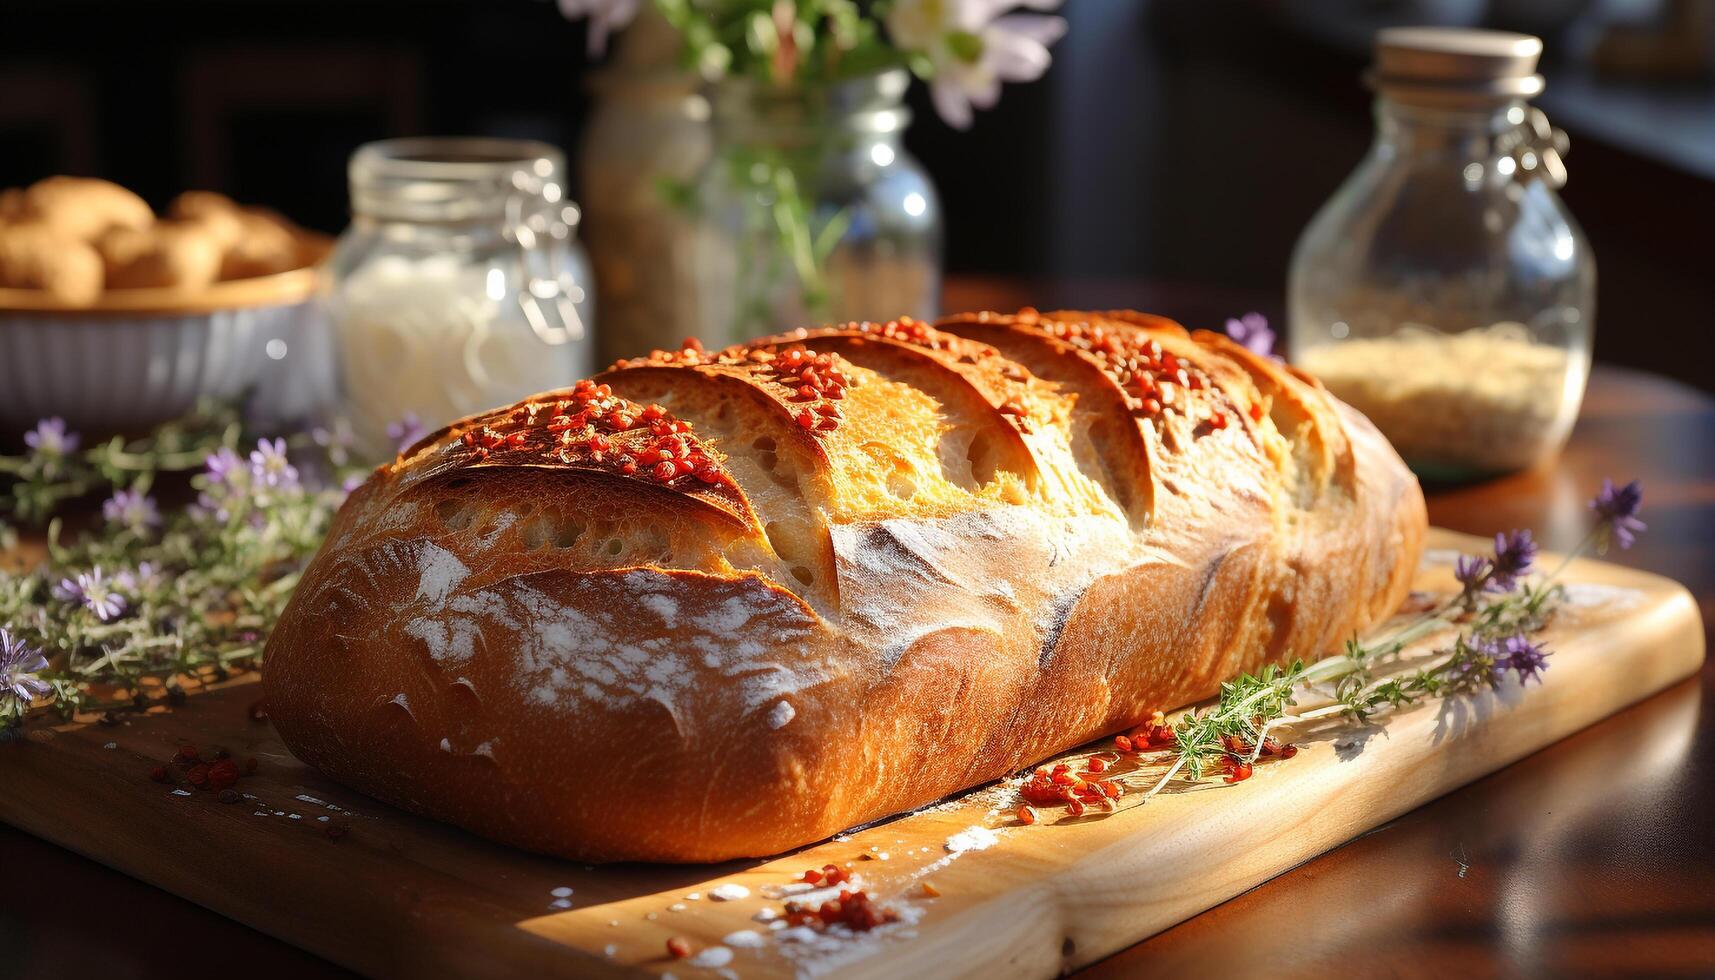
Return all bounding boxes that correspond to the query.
[887,0,1068,130]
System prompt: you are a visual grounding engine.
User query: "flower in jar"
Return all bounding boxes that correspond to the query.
[557,0,642,56]
[886,0,1068,130]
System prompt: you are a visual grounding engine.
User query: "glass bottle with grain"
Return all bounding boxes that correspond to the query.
[1289,28,1593,482]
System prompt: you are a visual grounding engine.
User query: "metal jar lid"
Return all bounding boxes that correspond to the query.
[1367,26,1545,106]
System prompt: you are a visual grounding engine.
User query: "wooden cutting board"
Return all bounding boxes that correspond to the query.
[0,529,1703,979]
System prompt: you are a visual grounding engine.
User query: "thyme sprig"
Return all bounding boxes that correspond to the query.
[0,410,366,734]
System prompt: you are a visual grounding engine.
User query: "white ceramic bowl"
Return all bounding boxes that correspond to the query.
[0,238,331,436]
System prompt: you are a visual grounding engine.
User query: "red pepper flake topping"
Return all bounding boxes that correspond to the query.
[758,346,849,432]
[800,863,852,887]
[1129,721,1177,748]
[1034,317,1233,432]
[148,764,169,784]
[849,316,944,350]
[666,936,693,959]
[451,378,738,493]
[1085,756,1108,773]
[173,743,199,764]
[614,336,859,437]
[783,889,899,933]
[1113,734,1135,753]
[1221,733,1297,759]
[1223,757,1254,784]
[206,758,240,791]
[1017,804,1038,826]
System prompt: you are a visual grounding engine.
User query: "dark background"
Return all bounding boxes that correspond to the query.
[2,0,1711,390]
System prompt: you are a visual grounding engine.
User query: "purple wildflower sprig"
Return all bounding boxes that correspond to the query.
[103,488,162,535]
[1132,477,1648,800]
[1,406,244,524]
[1309,477,1642,726]
[1451,529,1537,608]
[2,406,370,732]
[1591,479,1646,553]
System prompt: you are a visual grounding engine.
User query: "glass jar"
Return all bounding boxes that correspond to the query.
[578,23,712,364]
[682,69,942,346]
[325,137,596,458]
[1289,28,1593,482]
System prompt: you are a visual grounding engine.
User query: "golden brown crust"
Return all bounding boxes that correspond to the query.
[264,309,1426,863]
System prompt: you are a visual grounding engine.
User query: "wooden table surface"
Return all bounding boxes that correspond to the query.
[4,282,1713,979]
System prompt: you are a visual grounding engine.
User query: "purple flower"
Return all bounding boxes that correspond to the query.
[1489,529,1536,592]
[204,447,248,487]
[23,417,78,456]
[197,447,252,521]
[1,627,51,706]
[113,562,159,595]
[1224,312,1277,358]
[102,489,161,533]
[1454,555,1493,593]
[1487,634,1550,685]
[58,567,126,622]
[311,419,355,467]
[248,437,299,490]
[386,412,427,455]
[1590,478,1646,551]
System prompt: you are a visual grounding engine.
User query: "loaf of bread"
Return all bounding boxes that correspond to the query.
[263,309,1426,862]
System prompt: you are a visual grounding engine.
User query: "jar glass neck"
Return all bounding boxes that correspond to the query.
[349,137,568,227]
[1373,96,1525,156]
[711,70,911,150]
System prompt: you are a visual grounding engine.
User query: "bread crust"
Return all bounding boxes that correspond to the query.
[264,310,1425,862]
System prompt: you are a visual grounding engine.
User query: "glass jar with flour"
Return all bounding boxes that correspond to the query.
[326,138,595,458]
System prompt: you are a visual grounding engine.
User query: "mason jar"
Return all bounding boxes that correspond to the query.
[682,68,942,346]
[1289,28,1593,481]
[325,137,596,458]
